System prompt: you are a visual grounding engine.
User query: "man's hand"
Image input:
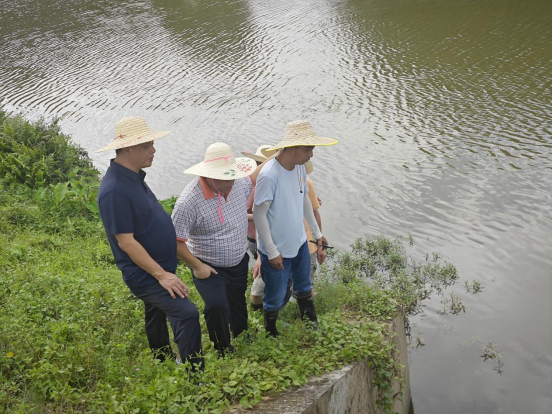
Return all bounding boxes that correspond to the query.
[157,271,191,299]
[193,262,218,280]
[317,196,322,206]
[316,236,330,265]
[317,246,327,265]
[317,236,329,248]
[269,254,284,270]
[253,256,262,278]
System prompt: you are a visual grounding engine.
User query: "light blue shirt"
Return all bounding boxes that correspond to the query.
[254,158,307,258]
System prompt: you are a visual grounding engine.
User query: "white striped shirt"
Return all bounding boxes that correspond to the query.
[172,176,252,267]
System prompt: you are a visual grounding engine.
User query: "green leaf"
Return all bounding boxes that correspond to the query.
[53,182,69,204]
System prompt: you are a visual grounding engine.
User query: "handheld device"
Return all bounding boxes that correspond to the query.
[309,240,334,249]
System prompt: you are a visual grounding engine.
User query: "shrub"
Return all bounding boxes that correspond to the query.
[0,108,98,188]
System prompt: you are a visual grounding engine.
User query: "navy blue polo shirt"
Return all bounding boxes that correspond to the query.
[97,160,177,293]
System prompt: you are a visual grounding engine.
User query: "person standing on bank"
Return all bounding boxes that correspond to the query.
[249,159,324,310]
[253,120,337,337]
[96,117,203,368]
[172,143,257,355]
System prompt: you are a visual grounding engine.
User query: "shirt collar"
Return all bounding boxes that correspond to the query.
[199,177,216,199]
[199,177,231,200]
[110,159,146,182]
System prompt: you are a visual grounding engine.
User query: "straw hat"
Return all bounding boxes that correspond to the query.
[265,120,337,152]
[185,142,257,180]
[95,116,172,153]
[241,145,272,163]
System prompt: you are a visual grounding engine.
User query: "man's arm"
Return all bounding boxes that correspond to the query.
[114,233,190,299]
[176,240,218,279]
[313,209,322,231]
[303,195,329,264]
[253,201,283,269]
[306,177,322,230]
[303,195,322,240]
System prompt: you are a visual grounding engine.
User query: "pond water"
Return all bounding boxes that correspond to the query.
[1,0,551,412]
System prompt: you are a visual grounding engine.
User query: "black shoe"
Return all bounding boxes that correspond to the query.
[263,308,280,337]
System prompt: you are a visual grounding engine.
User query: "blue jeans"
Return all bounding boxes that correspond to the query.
[260,241,312,312]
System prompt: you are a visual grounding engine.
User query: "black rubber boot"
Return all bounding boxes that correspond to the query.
[263,308,280,337]
[295,290,319,330]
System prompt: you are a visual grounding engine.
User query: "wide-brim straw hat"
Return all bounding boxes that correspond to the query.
[241,145,272,163]
[185,142,257,180]
[95,116,172,153]
[265,120,337,152]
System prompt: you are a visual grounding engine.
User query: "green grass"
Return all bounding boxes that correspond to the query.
[0,198,400,413]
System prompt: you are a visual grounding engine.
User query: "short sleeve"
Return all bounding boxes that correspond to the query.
[98,190,135,236]
[254,171,276,206]
[306,178,320,210]
[171,198,196,241]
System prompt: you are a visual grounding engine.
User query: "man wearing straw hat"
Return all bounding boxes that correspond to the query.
[96,116,203,369]
[253,120,337,337]
[242,147,323,311]
[172,143,257,355]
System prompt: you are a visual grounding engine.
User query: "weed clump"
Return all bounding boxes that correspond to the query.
[319,235,461,319]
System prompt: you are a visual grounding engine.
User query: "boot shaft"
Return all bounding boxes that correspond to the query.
[263,308,279,337]
[295,291,319,330]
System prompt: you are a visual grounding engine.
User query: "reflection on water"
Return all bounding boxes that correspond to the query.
[1,0,551,412]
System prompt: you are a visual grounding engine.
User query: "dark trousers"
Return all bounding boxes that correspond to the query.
[133,283,204,369]
[192,253,249,353]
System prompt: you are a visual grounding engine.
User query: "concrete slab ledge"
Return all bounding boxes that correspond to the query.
[233,314,411,414]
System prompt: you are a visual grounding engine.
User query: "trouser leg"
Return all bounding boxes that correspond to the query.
[260,251,292,312]
[135,284,204,369]
[226,254,249,339]
[193,270,231,353]
[164,303,204,370]
[289,241,313,296]
[144,303,174,361]
[283,277,293,307]
[250,277,265,312]
[290,242,318,329]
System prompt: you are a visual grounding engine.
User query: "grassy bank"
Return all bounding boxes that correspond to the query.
[0,110,457,413]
